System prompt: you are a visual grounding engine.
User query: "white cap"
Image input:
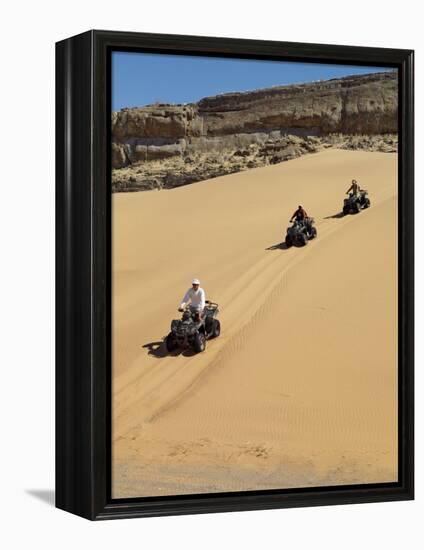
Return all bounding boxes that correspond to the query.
[192,278,200,285]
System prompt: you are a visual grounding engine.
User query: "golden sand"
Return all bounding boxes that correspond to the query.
[112,149,398,497]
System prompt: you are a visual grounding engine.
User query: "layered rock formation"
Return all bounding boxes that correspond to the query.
[112,71,398,191]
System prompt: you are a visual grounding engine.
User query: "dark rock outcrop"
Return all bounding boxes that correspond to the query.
[112,134,397,192]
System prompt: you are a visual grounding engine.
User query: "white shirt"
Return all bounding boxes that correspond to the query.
[180,287,206,311]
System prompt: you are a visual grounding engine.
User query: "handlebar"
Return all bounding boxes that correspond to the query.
[179,301,219,312]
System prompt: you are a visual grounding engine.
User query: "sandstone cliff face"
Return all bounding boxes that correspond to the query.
[197,72,397,136]
[112,104,200,141]
[111,71,398,191]
[112,71,397,171]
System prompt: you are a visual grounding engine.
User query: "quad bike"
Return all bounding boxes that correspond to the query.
[165,300,221,353]
[285,217,317,247]
[343,190,371,215]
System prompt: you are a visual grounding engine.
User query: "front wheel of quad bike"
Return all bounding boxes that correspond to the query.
[343,205,349,216]
[285,235,292,248]
[212,319,221,338]
[165,332,178,352]
[309,226,317,239]
[297,234,308,246]
[193,333,206,353]
[354,201,361,214]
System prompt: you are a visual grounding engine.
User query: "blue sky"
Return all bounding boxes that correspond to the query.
[112,51,391,112]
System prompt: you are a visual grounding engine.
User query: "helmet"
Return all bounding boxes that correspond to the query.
[192,278,200,285]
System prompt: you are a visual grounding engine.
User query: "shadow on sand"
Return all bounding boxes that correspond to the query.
[266,242,289,251]
[143,341,169,358]
[143,340,197,359]
[324,211,344,219]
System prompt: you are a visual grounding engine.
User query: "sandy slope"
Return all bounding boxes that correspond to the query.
[112,149,398,497]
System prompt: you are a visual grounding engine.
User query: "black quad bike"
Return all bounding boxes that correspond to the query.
[343,190,371,215]
[285,217,317,247]
[165,300,221,354]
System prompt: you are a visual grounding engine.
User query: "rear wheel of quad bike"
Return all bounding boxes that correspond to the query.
[212,320,221,338]
[165,332,178,352]
[193,333,206,353]
[354,201,361,214]
[309,226,317,239]
[285,235,292,248]
[364,198,371,209]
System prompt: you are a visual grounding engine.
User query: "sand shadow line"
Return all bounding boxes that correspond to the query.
[143,341,169,358]
[143,340,198,359]
[143,339,202,359]
[323,212,344,219]
[266,242,289,251]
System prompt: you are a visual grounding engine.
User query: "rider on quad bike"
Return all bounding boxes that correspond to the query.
[343,180,371,215]
[290,205,314,232]
[178,278,206,321]
[165,279,221,354]
[346,179,361,197]
[290,205,309,224]
[286,205,317,247]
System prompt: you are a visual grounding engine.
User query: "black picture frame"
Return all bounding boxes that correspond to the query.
[56,29,414,520]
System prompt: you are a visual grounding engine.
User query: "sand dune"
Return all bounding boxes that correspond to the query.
[112,149,398,497]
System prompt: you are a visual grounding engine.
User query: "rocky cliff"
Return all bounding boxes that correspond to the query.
[112,71,398,191]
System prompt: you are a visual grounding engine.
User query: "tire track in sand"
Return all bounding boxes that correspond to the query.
[147,194,393,423]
